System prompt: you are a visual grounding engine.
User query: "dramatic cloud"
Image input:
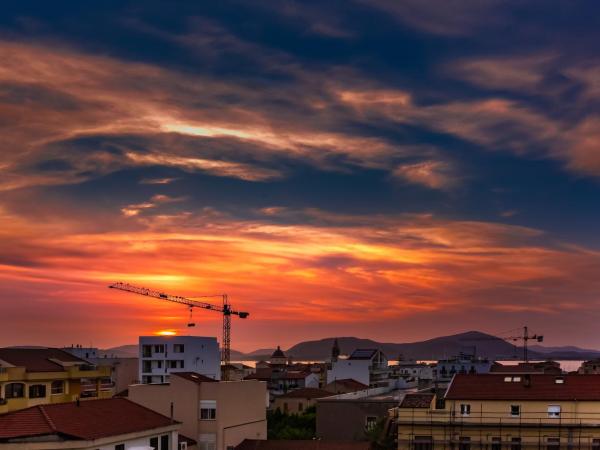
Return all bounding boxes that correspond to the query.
[1,202,600,349]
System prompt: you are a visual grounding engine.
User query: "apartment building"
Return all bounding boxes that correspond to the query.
[433,355,493,382]
[139,336,221,384]
[129,371,267,450]
[0,398,180,449]
[396,374,600,449]
[327,349,390,388]
[0,348,113,414]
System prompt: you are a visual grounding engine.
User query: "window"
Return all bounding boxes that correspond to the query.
[150,436,159,449]
[460,404,471,416]
[5,383,25,398]
[179,443,188,450]
[548,405,561,418]
[200,400,217,420]
[491,437,501,450]
[142,345,152,357]
[592,438,600,449]
[143,360,152,372]
[510,405,520,417]
[504,376,512,382]
[28,384,46,398]
[160,434,169,450]
[413,436,433,450]
[365,416,378,431]
[51,380,64,395]
[511,437,522,450]
[199,433,216,450]
[174,344,185,353]
[115,445,125,450]
[459,436,471,450]
[546,437,560,450]
[154,344,165,353]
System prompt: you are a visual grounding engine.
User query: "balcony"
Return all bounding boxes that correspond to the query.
[397,409,600,428]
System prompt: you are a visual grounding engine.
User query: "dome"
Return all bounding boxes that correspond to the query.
[271,345,285,358]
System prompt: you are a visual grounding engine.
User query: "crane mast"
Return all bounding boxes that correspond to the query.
[109,282,249,380]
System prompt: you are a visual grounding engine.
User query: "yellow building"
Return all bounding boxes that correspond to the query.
[0,348,113,414]
[396,374,600,449]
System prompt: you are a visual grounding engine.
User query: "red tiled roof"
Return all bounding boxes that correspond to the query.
[0,348,88,372]
[0,398,177,441]
[171,372,218,384]
[446,374,600,401]
[400,393,435,408]
[235,439,370,450]
[277,388,334,399]
[325,379,368,392]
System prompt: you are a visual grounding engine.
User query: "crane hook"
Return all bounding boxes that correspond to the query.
[187,306,196,327]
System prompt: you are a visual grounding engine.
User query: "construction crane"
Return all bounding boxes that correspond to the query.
[108,282,249,380]
[461,326,543,362]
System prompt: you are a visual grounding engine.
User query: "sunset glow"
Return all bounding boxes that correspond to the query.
[1,1,600,352]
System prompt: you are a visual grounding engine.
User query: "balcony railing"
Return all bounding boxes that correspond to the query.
[397,409,600,428]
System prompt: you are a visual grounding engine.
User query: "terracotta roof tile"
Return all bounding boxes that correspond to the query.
[446,374,600,401]
[400,393,434,408]
[0,398,177,441]
[324,379,368,392]
[0,348,88,372]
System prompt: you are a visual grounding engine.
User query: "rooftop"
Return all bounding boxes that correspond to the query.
[324,379,369,392]
[172,372,218,384]
[399,393,435,408]
[446,374,600,401]
[0,398,177,441]
[0,348,89,372]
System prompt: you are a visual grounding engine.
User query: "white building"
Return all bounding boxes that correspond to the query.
[0,398,180,449]
[434,354,493,381]
[327,349,390,387]
[392,360,434,381]
[139,335,220,384]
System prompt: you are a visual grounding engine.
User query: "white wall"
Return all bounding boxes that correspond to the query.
[139,336,221,383]
[96,430,178,450]
[327,359,370,385]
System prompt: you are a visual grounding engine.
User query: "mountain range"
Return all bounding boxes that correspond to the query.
[101,331,600,361]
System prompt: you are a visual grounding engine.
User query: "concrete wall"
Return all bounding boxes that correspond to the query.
[199,379,267,449]
[327,360,370,386]
[129,375,267,450]
[316,399,397,440]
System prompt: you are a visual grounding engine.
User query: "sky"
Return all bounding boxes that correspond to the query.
[1,1,600,352]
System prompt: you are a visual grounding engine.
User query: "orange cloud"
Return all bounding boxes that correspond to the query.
[1,203,600,350]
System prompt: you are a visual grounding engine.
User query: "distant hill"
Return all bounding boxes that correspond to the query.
[285,331,529,360]
[101,331,600,361]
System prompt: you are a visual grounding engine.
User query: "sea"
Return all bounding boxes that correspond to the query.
[234,359,585,372]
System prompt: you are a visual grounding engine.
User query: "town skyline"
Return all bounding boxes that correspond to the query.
[2,1,600,351]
